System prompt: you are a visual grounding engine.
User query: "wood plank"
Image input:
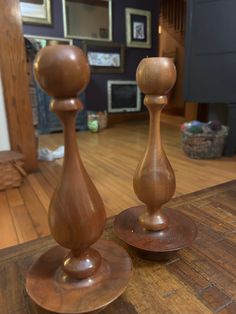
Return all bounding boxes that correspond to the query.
[218,302,236,314]
[167,258,210,292]
[10,205,38,243]
[0,0,37,171]
[0,192,18,248]
[34,172,54,200]
[6,188,24,208]
[38,161,58,188]
[181,247,236,299]
[0,259,33,314]
[27,174,50,211]
[127,265,211,314]
[19,180,49,237]
[199,285,232,313]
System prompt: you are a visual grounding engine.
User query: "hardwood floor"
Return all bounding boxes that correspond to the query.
[1,117,236,249]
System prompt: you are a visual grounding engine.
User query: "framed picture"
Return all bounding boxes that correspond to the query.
[25,35,72,50]
[107,80,141,113]
[125,8,151,48]
[20,0,52,25]
[62,0,112,41]
[82,41,125,74]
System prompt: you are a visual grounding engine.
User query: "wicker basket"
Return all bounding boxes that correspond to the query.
[0,151,26,191]
[182,126,228,159]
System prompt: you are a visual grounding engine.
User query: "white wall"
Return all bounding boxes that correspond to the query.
[0,72,10,151]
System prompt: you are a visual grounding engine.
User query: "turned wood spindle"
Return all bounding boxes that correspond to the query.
[34,45,106,279]
[26,45,132,314]
[114,57,197,258]
[134,57,176,231]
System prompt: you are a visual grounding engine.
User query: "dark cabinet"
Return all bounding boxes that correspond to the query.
[184,0,236,103]
[184,0,236,156]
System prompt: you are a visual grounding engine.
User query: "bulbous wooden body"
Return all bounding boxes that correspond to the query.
[49,109,106,278]
[133,100,176,230]
[134,58,177,231]
[49,115,106,251]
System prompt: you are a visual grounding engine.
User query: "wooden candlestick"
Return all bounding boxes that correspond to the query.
[26,45,132,314]
[114,57,197,258]
[134,58,176,232]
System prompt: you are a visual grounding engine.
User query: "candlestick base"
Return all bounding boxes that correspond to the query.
[26,240,132,314]
[114,205,197,260]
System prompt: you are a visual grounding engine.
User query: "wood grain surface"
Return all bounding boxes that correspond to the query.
[134,57,177,231]
[26,240,132,314]
[25,45,132,314]
[114,206,197,254]
[0,0,37,171]
[114,57,197,253]
[33,45,107,281]
[0,180,236,313]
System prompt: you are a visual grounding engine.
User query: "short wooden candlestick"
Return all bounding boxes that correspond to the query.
[114,57,197,259]
[26,45,132,314]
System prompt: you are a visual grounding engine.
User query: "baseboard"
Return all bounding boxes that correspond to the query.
[108,112,149,125]
[163,107,185,116]
[108,108,184,125]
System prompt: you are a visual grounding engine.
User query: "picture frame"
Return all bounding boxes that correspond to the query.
[125,8,151,49]
[20,0,52,25]
[62,0,113,42]
[107,80,141,113]
[25,35,73,49]
[82,41,125,74]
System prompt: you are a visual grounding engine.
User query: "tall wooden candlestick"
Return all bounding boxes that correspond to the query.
[114,57,197,258]
[134,57,176,232]
[26,45,132,314]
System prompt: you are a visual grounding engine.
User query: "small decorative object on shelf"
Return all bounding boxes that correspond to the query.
[26,44,132,314]
[181,120,228,159]
[114,57,197,259]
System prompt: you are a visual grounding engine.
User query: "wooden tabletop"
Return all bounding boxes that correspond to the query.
[0,180,236,314]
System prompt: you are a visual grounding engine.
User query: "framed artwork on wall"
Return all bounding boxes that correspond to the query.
[25,35,73,50]
[125,8,151,48]
[82,41,125,74]
[62,0,112,41]
[20,0,52,25]
[107,80,141,113]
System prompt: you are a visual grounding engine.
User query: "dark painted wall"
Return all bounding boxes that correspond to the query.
[24,0,160,111]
